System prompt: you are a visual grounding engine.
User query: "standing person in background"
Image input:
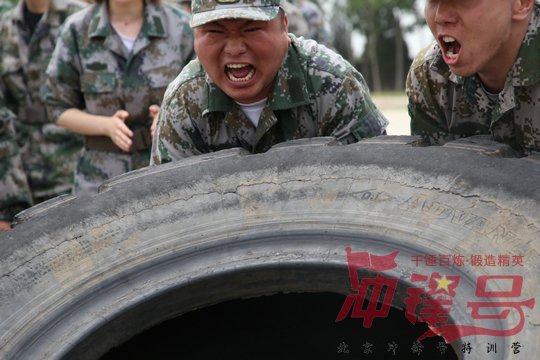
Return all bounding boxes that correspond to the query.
[0,0,86,205]
[294,0,332,48]
[0,84,32,231]
[407,0,540,153]
[44,0,194,195]
[281,0,308,38]
[151,0,387,164]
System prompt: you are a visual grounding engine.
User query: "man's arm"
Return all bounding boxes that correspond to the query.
[322,69,388,143]
[150,79,206,165]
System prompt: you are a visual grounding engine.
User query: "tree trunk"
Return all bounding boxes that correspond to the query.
[367,13,382,92]
[393,9,405,90]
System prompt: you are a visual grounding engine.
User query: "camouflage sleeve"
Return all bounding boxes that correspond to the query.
[0,107,32,222]
[323,69,388,143]
[406,45,453,145]
[43,19,84,122]
[150,77,205,165]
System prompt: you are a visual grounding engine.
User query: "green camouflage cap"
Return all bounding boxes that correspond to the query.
[191,0,284,28]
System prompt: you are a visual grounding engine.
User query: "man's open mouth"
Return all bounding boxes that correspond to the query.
[440,35,461,59]
[226,64,255,82]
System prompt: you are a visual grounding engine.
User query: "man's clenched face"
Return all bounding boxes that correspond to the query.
[194,13,290,103]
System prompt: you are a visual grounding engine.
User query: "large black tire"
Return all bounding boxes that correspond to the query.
[0,136,538,359]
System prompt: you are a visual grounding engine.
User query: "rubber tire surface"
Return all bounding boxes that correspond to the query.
[0,136,539,359]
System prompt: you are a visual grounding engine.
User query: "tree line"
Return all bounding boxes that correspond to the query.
[329,0,426,92]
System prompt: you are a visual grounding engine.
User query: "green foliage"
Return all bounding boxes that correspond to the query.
[0,0,16,14]
[346,0,425,91]
[348,0,422,32]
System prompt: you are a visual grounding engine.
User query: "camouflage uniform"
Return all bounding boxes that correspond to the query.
[406,2,540,153]
[44,1,194,194]
[0,84,32,222]
[0,0,86,202]
[151,34,388,164]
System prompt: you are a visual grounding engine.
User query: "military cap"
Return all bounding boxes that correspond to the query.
[191,0,285,28]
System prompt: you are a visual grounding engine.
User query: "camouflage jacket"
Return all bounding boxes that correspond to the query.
[0,88,32,222]
[152,35,387,164]
[0,0,86,126]
[44,0,194,130]
[406,3,540,153]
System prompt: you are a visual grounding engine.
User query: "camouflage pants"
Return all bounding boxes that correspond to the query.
[16,122,83,201]
[74,148,150,195]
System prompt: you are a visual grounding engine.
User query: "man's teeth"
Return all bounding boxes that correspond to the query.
[226,64,255,82]
[442,36,459,59]
[443,36,456,43]
[227,64,248,69]
[228,69,255,82]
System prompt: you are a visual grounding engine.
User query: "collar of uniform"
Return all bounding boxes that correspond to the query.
[89,0,167,39]
[11,0,26,24]
[45,0,73,29]
[428,43,460,85]
[88,2,112,38]
[11,0,59,35]
[203,37,310,114]
[142,3,167,37]
[429,46,479,105]
[423,41,470,100]
[11,0,73,26]
[203,79,231,114]
[267,36,311,110]
[12,0,48,27]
